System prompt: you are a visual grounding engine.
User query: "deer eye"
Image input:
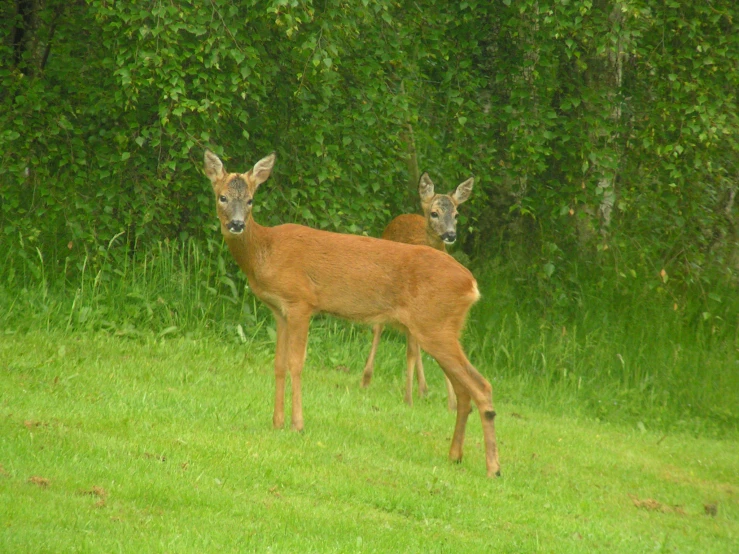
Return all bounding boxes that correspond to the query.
[430,211,439,219]
[247,199,253,206]
[218,195,228,203]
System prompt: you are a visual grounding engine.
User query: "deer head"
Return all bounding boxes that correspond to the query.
[204,150,275,236]
[418,173,474,245]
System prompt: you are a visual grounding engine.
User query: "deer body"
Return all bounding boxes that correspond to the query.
[380,213,445,250]
[362,173,474,411]
[226,222,475,324]
[204,150,500,477]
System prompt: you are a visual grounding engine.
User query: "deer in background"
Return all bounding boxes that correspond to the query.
[204,149,500,477]
[362,173,474,412]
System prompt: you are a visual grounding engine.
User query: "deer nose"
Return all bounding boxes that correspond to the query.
[441,231,456,244]
[227,220,245,234]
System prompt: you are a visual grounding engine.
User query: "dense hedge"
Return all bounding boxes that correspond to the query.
[2,1,738,299]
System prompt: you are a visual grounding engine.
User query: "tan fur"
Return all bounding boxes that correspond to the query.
[363,173,474,411]
[204,150,500,477]
[382,214,445,251]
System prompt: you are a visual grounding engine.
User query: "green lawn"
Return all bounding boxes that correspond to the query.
[1,330,737,552]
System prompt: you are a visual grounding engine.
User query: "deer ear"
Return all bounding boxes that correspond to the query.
[252,152,276,189]
[204,150,225,187]
[452,177,474,205]
[418,172,435,204]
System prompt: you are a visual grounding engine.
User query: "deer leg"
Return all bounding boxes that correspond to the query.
[455,360,500,476]
[445,376,457,412]
[404,332,420,406]
[474,372,501,477]
[448,375,472,463]
[361,324,383,387]
[420,336,500,477]
[272,312,288,429]
[415,344,428,397]
[286,308,311,432]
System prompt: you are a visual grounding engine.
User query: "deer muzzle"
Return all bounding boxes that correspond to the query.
[441,231,457,244]
[227,220,245,234]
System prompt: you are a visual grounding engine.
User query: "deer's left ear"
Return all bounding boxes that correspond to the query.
[452,177,474,205]
[251,152,276,191]
[204,150,225,187]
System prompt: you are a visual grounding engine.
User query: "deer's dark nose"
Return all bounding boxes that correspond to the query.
[228,220,245,234]
[441,231,456,244]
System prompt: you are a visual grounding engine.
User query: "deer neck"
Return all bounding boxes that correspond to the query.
[224,214,265,281]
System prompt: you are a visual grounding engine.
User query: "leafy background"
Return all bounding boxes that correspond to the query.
[2,0,738,348]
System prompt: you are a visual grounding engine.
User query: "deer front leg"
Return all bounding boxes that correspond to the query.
[362,324,383,387]
[272,313,288,429]
[286,308,311,431]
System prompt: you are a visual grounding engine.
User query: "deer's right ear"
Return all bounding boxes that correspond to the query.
[251,152,276,189]
[204,150,225,187]
[418,172,435,203]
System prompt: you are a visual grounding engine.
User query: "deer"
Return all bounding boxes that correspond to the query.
[203,149,500,477]
[361,172,473,412]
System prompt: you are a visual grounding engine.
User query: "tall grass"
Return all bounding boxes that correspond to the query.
[1,234,263,340]
[468,255,739,438]
[1,235,737,438]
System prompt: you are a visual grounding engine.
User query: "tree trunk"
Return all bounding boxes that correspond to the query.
[401,121,420,193]
[594,3,628,237]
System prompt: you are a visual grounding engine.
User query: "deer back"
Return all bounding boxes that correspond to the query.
[227,222,479,331]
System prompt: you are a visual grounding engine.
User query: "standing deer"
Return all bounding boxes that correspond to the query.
[361,173,473,411]
[204,149,500,477]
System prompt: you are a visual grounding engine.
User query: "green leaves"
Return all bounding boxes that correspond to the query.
[1,0,738,317]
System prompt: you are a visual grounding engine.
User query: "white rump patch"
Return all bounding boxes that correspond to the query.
[471,282,481,303]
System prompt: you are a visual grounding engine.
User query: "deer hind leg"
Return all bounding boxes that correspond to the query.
[447,375,471,462]
[475,377,501,477]
[286,307,312,432]
[420,336,500,477]
[361,324,383,388]
[415,346,454,406]
[445,375,458,412]
[404,332,420,406]
[415,343,428,397]
[272,312,288,429]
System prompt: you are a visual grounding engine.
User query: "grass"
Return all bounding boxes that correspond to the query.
[1,237,738,551]
[2,237,737,439]
[0,329,737,552]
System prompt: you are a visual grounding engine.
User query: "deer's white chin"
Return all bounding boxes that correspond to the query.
[222,227,244,237]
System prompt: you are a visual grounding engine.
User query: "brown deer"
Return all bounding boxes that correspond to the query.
[361,173,473,411]
[204,149,500,477]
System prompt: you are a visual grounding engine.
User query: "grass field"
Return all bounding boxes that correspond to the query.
[1,238,737,551]
[1,328,737,553]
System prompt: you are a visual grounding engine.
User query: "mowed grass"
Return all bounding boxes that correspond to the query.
[1,329,737,553]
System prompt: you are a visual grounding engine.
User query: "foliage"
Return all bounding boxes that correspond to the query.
[1,1,738,372]
[1,0,414,265]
